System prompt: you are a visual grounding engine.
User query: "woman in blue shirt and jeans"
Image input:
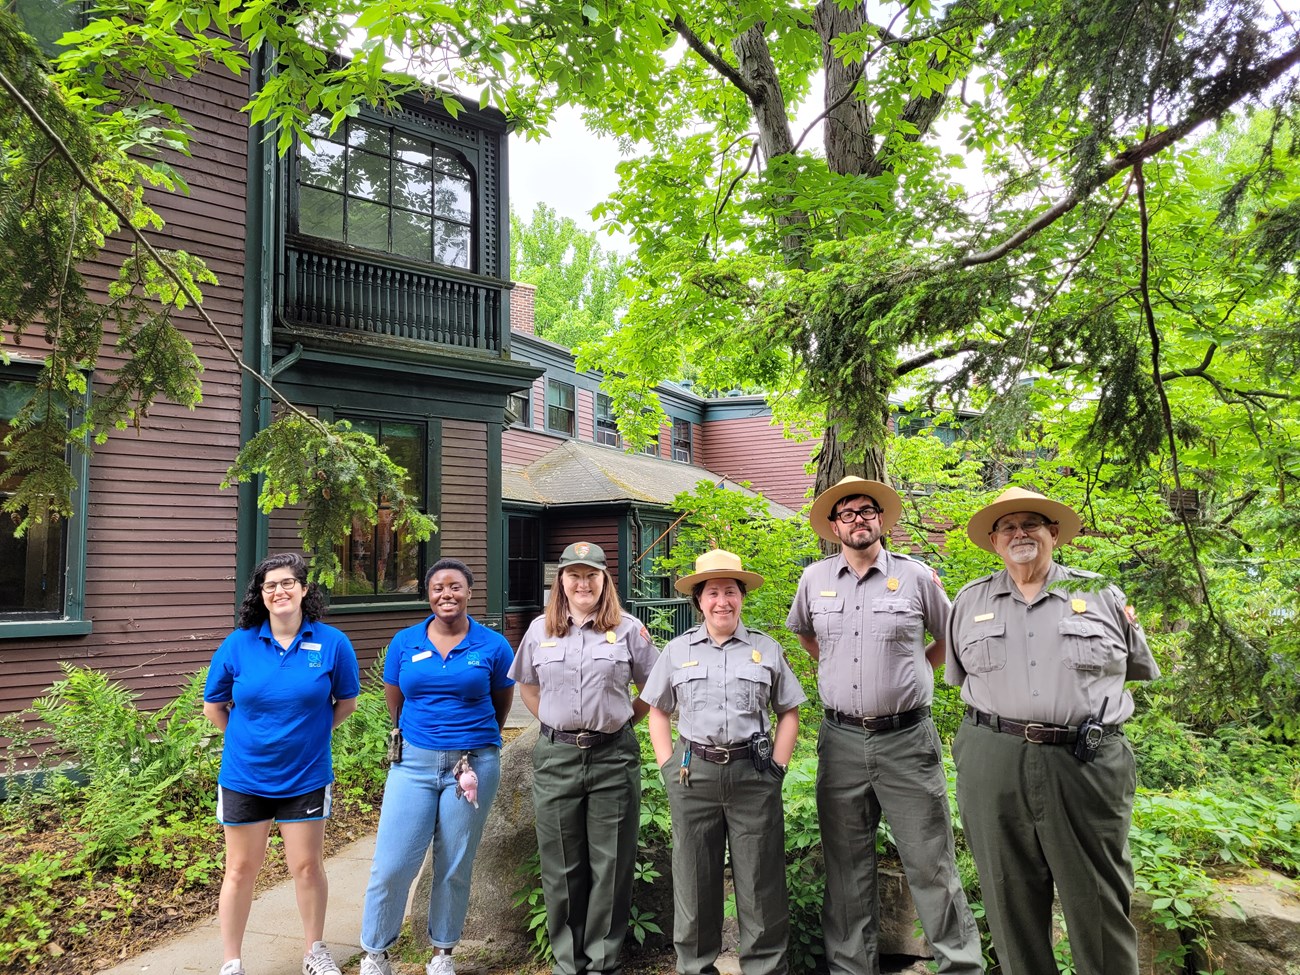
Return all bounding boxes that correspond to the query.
[203,552,360,975]
[359,558,515,975]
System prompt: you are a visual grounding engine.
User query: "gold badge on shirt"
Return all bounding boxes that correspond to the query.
[1071,598,1087,614]
[886,577,900,591]
[606,630,616,643]
[752,650,762,663]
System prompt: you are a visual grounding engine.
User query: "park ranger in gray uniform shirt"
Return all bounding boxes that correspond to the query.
[510,541,660,975]
[946,487,1159,975]
[643,549,806,975]
[787,476,982,975]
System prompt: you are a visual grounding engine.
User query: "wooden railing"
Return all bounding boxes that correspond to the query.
[627,597,696,642]
[283,243,503,353]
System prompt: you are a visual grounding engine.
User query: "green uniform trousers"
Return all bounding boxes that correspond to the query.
[533,726,642,975]
[816,717,983,975]
[662,739,789,975]
[953,717,1138,975]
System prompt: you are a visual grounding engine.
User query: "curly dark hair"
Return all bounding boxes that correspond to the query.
[236,553,327,629]
[424,558,474,596]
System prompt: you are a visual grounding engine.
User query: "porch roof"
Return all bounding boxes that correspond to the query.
[503,440,797,518]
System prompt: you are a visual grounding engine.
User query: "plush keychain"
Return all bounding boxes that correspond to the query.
[454,753,480,808]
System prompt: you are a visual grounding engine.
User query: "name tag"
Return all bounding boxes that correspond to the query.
[974,613,994,622]
[301,642,322,651]
[819,590,837,597]
[540,641,557,648]
[680,660,699,668]
[412,650,433,663]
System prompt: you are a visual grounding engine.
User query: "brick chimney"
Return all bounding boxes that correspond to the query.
[511,282,537,336]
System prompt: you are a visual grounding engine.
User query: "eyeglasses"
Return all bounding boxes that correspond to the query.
[833,506,883,524]
[261,578,301,593]
[991,520,1054,537]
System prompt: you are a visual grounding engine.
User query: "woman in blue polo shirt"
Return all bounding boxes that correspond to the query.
[203,552,360,975]
[358,558,515,975]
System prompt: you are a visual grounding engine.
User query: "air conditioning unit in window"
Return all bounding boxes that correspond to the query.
[673,448,690,462]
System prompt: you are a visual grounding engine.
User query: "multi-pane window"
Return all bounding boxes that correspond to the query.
[671,418,692,463]
[641,421,660,458]
[1,372,67,617]
[507,390,532,428]
[634,516,675,599]
[296,116,473,270]
[507,516,541,607]
[547,380,575,436]
[595,393,620,447]
[335,417,427,599]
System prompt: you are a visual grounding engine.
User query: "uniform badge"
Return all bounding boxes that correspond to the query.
[974,613,994,622]
[819,590,837,597]
[1071,598,1087,614]
[639,626,651,641]
[886,578,900,591]
[931,569,943,588]
[576,543,591,558]
[752,650,762,663]
[307,650,322,668]
[467,651,481,666]
[681,660,699,668]
[540,641,558,647]
[1124,604,1141,628]
[412,650,433,662]
[606,630,617,643]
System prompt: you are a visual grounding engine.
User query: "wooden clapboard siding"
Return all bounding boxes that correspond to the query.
[544,517,622,583]
[0,60,249,720]
[502,426,568,465]
[699,415,815,512]
[577,388,595,443]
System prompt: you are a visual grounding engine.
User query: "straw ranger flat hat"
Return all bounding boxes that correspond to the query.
[674,549,765,595]
[966,487,1083,553]
[809,476,904,542]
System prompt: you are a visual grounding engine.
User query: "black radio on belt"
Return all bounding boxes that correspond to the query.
[1073,696,1109,764]
[749,731,773,772]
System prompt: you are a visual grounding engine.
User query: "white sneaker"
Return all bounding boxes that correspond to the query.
[426,951,456,975]
[302,941,342,975]
[360,951,396,975]
[219,961,245,975]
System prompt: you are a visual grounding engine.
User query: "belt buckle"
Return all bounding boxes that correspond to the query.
[716,747,731,764]
[1023,722,1049,744]
[575,731,598,749]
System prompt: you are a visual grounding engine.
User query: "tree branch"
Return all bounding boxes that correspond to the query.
[672,14,760,100]
[894,338,992,376]
[957,40,1300,269]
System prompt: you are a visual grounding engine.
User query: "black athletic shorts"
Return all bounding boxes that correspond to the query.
[216,783,333,825]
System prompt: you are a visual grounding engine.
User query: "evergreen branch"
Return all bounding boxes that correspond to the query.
[958,40,1300,269]
[894,339,991,376]
[0,62,321,433]
[671,14,759,100]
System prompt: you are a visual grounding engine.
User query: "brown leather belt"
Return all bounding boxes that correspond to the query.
[967,707,1120,745]
[540,723,622,748]
[824,705,930,732]
[686,740,752,764]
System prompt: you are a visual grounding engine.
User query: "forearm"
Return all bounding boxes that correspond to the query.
[492,686,515,730]
[649,708,674,765]
[202,701,230,732]
[332,697,358,729]
[630,696,651,724]
[518,683,541,720]
[925,639,944,670]
[797,633,820,662]
[772,708,799,766]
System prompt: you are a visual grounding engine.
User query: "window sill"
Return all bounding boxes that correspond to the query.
[326,599,429,615]
[0,618,93,640]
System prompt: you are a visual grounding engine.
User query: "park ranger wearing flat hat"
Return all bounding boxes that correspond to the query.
[946,487,1159,975]
[786,477,982,975]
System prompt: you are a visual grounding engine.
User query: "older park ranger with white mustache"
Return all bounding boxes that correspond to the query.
[946,487,1160,975]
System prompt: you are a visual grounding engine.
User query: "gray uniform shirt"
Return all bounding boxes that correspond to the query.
[945,562,1160,726]
[510,610,660,734]
[786,549,950,716]
[640,621,807,746]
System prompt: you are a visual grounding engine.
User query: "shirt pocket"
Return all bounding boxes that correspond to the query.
[873,598,922,648]
[960,622,1007,674]
[532,644,567,681]
[669,666,709,713]
[735,662,773,713]
[810,596,845,645]
[591,640,632,687]
[1059,618,1114,672]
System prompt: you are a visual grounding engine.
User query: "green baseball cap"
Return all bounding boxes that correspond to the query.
[558,541,607,570]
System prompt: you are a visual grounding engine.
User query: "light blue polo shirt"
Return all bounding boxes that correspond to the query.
[385,615,514,750]
[204,618,360,797]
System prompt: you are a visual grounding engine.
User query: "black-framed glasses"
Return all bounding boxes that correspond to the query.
[261,578,301,593]
[833,506,883,524]
[991,519,1055,537]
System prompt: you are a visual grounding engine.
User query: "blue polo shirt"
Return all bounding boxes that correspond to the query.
[385,615,514,750]
[204,618,360,797]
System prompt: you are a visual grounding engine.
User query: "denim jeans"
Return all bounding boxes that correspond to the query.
[360,744,501,951]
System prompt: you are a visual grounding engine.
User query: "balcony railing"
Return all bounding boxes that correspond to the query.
[283,243,503,353]
[627,597,696,642]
